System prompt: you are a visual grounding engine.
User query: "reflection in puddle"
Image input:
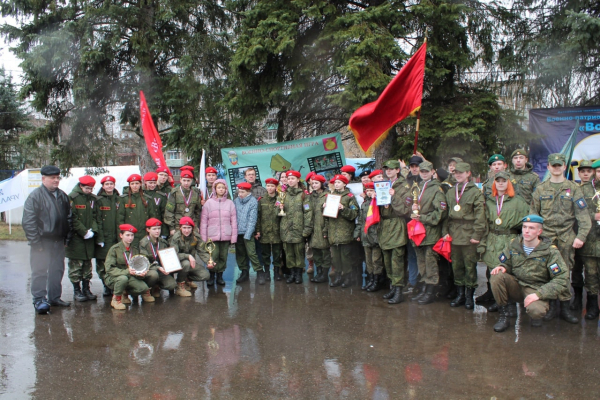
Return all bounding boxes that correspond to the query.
[131,340,154,365]
[162,332,184,350]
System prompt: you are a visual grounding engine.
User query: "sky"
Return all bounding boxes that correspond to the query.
[1,16,24,84]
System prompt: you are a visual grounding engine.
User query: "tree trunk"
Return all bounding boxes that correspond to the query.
[276,106,287,143]
[137,136,157,175]
[374,127,398,168]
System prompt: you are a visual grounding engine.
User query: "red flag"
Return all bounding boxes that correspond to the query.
[349,41,427,155]
[364,197,380,233]
[140,91,167,169]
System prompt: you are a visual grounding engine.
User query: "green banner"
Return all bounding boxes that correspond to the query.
[221,133,346,194]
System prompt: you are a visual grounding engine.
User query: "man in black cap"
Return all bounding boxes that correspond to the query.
[22,166,73,314]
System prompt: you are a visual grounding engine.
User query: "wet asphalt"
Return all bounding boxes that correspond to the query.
[1,240,599,399]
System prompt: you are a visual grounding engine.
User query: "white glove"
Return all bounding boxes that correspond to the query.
[98,242,104,247]
[84,229,94,239]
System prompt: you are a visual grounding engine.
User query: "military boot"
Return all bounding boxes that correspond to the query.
[294,268,303,284]
[585,294,599,320]
[411,284,427,302]
[151,285,161,298]
[570,287,583,310]
[487,302,499,312]
[559,301,579,324]
[314,268,329,283]
[207,270,216,286]
[101,280,112,297]
[367,274,384,292]
[237,269,250,284]
[330,272,342,287]
[464,287,475,310]
[530,318,542,327]
[216,272,226,286]
[362,274,373,290]
[418,285,436,305]
[493,305,510,332]
[175,282,192,297]
[141,290,155,303]
[341,274,351,288]
[382,285,396,299]
[264,266,271,282]
[311,267,323,283]
[450,286,466,307]
[73,282,88,302]
[475,282,494,304]
[507,302,518,317]
[121,291,132,304]
[543,300,558,321]
[388,286,404,304]
[82,280,97,300]
[257,269,266,285]
[286,268,296,284]
[445,283,457,300]
[274,267,282,281]
[111,295,126,310]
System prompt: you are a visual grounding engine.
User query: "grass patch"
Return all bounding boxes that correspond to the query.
[0,221,27,241]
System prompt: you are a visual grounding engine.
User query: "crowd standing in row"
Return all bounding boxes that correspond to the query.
[22,149,600,333]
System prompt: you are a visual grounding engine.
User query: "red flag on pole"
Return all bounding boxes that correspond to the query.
[349,41,427,155]
[364,197,381,233]
[140,91,167,169]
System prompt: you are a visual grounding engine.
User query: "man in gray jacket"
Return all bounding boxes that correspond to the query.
[22,166,73,314]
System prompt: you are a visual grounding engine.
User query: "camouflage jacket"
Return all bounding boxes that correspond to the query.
[326,188,359,245]
[139,236,169,266]
[279,186,313,244]
[579,180,600,257]
[377,176,411,250]
[65,185,99,260]
[145,189,169,237]
[509,163,540,204]
[354,196,379,247]
[105,241,139,279]
[170,231,210,264]
[411,179,447,247]
[256,194,282,244]
[164,186,202,230]
[498,236,569,300]
[117,192,155,245]
[442,182,487,245]
[309,189,330,249]
[95,191,120,260]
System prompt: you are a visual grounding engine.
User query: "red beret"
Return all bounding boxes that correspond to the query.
[329,177,336,184]
[312,174,326,183]
[369,169,383,179]
[333,174,349,184]
[143,172,158,181]
[364,182,375,190]
[127,174,142,183]
[180,171,194,179]
[305,172,316,181]
[341,165,356,174]
[287,170,301,178]
[206,167,218,174]
[100,176,115,184]
[180,165,194,172]
[79,176,96,187]
[237,182,252,191]
[156,167,170,174]
[145,218,162,227]
[179,216,195,227]
[119,224,137,233]
[265,178,278,185]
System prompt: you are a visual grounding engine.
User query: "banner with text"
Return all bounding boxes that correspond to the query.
[221,133,346,195]
[529,106,600,179]
[0,176,25,213]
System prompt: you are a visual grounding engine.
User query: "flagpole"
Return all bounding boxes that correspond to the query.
[413,37,427,155]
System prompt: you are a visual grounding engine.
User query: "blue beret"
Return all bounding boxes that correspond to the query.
[522,214,544,224]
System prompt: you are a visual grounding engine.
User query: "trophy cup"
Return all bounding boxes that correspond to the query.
[204,239,216,268]
[277,189,287,216]
[411,181,421,215]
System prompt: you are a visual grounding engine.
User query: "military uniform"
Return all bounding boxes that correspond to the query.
[509,161,540,204]
[326,187,359,285]
[354,195,383,286]
[279,186,313,279]
[170,231,211,282]
[145,189,169,238]
[580,179,600,297]
[95,190,120,293]
[256,193,283,276]
[156,182,172,197]
[104,241,159,296]
[139,236,176,290]
[117,192,155,246]
[164,186,202,231]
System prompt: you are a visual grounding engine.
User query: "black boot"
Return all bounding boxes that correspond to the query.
[73,282,88,302]
[330,272,342,287]
[464,287,474,310]
[530,318,542,327]
[418,285,436,305]
[475,282,495,304]
[543,299,558,321]
[216,272,226,286]
[82,280,97,300]
[493,305,510,332]
[368,274,383,292]
[382,284,395,299]
[311,267,323,283]
[411,284,427,302]
[507,302,518,317]
[102,281,112,297]
[257,269,266,285]
[570,287,583,310]
[207,271,216,286]
[388,286,404,304]
[236,269,249,284]
[450,286,466,307]
[445,283,457,300]
[294,268,303,284]
[362,274,373,290]
[559,301,579,324]
[286,268,296,284]
[274,267,282,281]
[487,302,499,312]
[341,274,351,288]
[314,268,329,283]
[264,266,271,281]
[585,294,599,320]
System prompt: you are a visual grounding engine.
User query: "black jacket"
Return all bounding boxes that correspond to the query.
[22,185,73,245]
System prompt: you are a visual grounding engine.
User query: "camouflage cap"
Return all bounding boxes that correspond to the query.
[447,157,463,165]
[454,162,471,173]
[494,171,510,180]
[522,214,544,224]
[419,161,434,171]
[592,160,600,169]
[511,148,528,159]
[383,160,401,169]
[548,153,566,166]
[578,160,594,169]
[488,154,505,165]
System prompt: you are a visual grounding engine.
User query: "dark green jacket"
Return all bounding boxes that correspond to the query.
[530,179,591,243]
[499,236,569,300]
[442,182,487,245]
[354,196,379,247]
[105,241,138,279]
[170,231,210,264]
[65,185,98,260]
[95,191,120,260]
[326,188,359,245]
[411,180,447,247]
[139,235,169,266]
[481,194,529,267]
[309,189,330,249]
[579,180,600,257]
[377,177,411,250]
[117,192,154,245]
[279,187,313,244]
[509,163,540,204]
[256,193,282,244]
[145,189,169,238]
[164,186,202,230]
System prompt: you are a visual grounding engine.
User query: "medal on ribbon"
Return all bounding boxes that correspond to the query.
[454,182,467,212]
[495,194,504,225]
[180,187,192,213]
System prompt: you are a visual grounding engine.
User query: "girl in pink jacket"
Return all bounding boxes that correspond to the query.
[200,179,237,286]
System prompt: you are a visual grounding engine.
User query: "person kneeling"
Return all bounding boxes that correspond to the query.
[169,217,213,296]
[104,224,159,310]
[139,218,174,298]
[490,215,576,332]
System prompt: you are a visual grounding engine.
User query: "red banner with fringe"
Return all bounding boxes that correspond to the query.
[140,91,167,169]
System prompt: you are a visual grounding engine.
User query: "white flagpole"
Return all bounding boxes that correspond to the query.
[8,208,11,235]
[199,149,207,200]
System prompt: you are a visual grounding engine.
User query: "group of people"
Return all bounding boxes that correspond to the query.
[22,148,600,334]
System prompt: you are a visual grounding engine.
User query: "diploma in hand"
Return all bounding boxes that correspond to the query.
[158,247,183,274]
[323,194,342,218]
[375,181,392,206]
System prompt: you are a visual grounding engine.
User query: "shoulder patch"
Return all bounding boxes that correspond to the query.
[549,263,562,275]
[165,202,175,212]
[499,253,507,263]
[440,201,447,210]
[304,203,310,210]
[576,198,587,209]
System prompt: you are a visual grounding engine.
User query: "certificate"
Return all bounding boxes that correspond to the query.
[375,181,392,206]
[323,194,342,218]
[158,247,183,274]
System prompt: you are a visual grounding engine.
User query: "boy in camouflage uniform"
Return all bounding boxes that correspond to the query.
[255,178,283,281]
[143,172,169,238]
[509,149,540,204]
[307,175,331,284]
[165,170,202,234]
[355,182,383,291]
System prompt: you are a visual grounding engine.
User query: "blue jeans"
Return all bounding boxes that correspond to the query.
[407,243,418,286]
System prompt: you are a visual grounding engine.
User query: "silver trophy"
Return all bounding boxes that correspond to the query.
[130,255,150,275]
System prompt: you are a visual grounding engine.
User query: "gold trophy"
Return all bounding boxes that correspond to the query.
[411,181,421,215]
[593,191,600,227]
[277,188,287,216]
[204,239,216,268]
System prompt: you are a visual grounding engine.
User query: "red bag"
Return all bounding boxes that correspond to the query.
[433,236,452,262]
[407,219,426,246]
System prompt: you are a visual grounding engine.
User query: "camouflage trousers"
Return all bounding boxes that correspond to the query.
[96,259,107,282]
[261,243,283,270]
[382,246,406,287]
[364,245,383,275]
[331,243,354,275]
[283,242,305,269]
[236,236,262,271]
[109,271,159,296]
[551,237,574,301]
[583,256,600,295]
[490,272,549,320]
[414,244,440,285]
[68,259,93,283]
[179,258,210,282]
[451,244,478,289]
[312,247,331,270]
